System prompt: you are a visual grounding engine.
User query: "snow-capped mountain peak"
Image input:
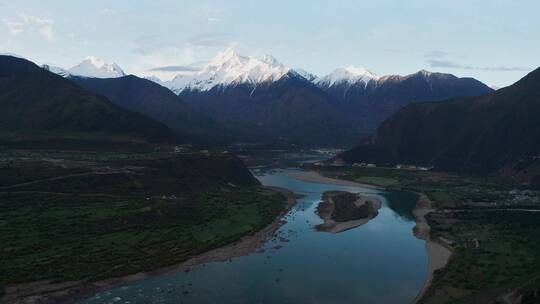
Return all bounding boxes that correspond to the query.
[208,48,244,67]
[260,54,282,67]
[316,66,379,88]
[157,49,291,93]
[67,56,125,78]
[293,68,318,82]
[42,64,70,77]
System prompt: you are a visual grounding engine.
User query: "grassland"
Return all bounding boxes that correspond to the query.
[0,148,287,302]
[422,210,540,303]
[352,175,399,187]
[309,164,540,303]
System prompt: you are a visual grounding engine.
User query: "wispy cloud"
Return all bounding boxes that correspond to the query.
[3,14,55,41]
[429,60,531,72]
[133,32,236,56]
[131,31,240,81]
[148,61,206,72]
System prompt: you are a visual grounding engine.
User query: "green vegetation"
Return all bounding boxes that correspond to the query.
[330,192,370,221]
[1,187,284,285]
[353,175,398,187]
[322,166,517,208]
[0,149,286,300]
[422,210,540,303]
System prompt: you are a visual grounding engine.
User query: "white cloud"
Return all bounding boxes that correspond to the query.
[3,14,55,41]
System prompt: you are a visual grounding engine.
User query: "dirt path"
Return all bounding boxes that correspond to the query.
[0,172,96,190]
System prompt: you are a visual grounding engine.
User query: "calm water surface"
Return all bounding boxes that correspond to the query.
[81,168,427,304]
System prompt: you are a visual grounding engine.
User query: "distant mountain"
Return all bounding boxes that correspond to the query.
[293,68,318,82]
[339,67,540,178]
[316,68,494,133]
[316,66,379,88]
[70,75,232,145]
[44,56,125,78]
[142,50,494,146]
[180,73,355,146]
[42,64,71,77]
[0,55,175,143]
[157,49,295,94]
[144,49,351,146]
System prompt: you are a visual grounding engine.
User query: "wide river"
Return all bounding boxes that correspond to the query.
[81,168,428,304]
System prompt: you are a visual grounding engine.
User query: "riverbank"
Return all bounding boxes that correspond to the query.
[285,170,382,189]
[316,191,382,233]
[411,193,452,303]
[4,186,297,304]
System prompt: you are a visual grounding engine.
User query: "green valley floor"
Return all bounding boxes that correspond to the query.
[0,147,289,303]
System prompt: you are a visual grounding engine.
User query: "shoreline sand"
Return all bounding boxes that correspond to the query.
[5,186,297,304]
[285,170,383,189]
[412,193,453,303]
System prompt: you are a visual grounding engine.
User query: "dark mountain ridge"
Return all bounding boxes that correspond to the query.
[0,55,176,144]
[70,75,231,145]
[320,70,494,133]
[339,67,540,178]
[178,70,493,146]
[180,72,357,146]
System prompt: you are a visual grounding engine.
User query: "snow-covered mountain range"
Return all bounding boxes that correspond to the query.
[155,49,292,94]
[146,50,465,95]
[33,50,494,146]
[315,66,379,88]
[43,56,125,78]
[42,50,489,97]
[152,49,393,94]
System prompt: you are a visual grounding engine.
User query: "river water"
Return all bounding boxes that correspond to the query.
[81,168,427,304]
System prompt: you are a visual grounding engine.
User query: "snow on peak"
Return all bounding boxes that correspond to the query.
[316,66,379,88]
[293,68,318,82]
[157,49,291,93]
[209,48,243,67]
[261,54,281,66]
[42,64,70,77]
[417,69,433,77]
[67,56,125,78]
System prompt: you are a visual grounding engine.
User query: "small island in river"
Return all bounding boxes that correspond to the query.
[316,191,381,233]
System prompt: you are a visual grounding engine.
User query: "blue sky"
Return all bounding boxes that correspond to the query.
[1,0,538,87]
